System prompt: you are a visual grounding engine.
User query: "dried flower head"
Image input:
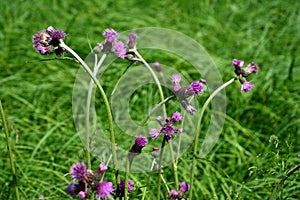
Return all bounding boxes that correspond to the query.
[32,26,67,56]
[171,74,206,114]
[232,59,259,92]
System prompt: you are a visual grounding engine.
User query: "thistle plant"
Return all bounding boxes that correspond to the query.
[32,26,259,199]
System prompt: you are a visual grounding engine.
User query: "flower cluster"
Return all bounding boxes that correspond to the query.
[149,111,183,143]
[167,182,190,200]
[171,74,206,114]
[66,162,134,199]
[32,26,67,56]
[93,29,138,60]
[232,59,259,92]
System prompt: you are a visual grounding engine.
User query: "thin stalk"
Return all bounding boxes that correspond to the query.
[269,163,300,200]
[133,49,178,195]
[85,53,107,168]
[60,42,118,172]
[124,160,130,200]
[0,100,20,200]
[189,78,235,200]
[142,159,157,200]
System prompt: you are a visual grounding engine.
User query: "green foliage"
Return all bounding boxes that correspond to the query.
[0,0,299,199]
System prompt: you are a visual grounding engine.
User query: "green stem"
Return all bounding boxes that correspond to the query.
[60,42,118,171]
[133,49,178,196]
[0,100,20,200]
[189,78,235,200]
[124,160,130,200]
[85,53,107,168]
[269,163,300,200]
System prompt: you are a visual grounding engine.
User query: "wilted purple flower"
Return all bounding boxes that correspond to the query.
[32,26,67,56]
[70,162,88,182]
[243,62,259,76]
[171,74,206,114]
[104,29,118,43]
[241,80,254,92]
[232,58,259,92]
[96,180,114,198]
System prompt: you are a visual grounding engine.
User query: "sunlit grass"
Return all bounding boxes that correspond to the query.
[0,0,299,199]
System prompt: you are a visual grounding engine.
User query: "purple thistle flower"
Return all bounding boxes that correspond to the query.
[150,129,160,140]
[190,80,205,94]
[32,26,67,56]
[70,162,87,182]
[104,29,118,43]
[149,112,183,142]
[179,182,190,196]
[135,135,148,147]
[96,180,114,198]
[117,179,134,197]
[161,124,175,136]
[172,111,182,122]
[113,41,127,58]
[50,29,66,40]
[241,80,254,92]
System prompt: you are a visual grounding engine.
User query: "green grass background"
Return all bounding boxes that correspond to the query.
[1,0,300,199]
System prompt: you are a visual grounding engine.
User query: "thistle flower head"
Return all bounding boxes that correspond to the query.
[149,111,183,142]
[70,162,88,182]
[135,135,148,147]
[103,29,118,43]
[32,26,67,56]
[241,80,254,92]
[96,180,114,198]
[179,182,190,196]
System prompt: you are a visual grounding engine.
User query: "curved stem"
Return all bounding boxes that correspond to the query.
[60,42,118,171]
[0,100,20,200]
[189,78,235,200]
[85,53,107,168]
[133,49,178,196]
[269,163,300,200]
